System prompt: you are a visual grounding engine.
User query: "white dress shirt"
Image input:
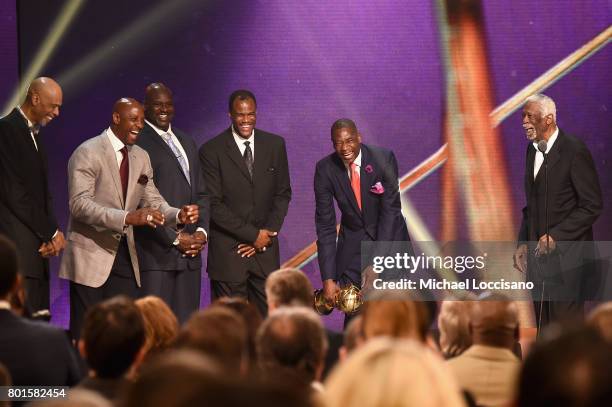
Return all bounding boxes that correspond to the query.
[346,150,362,179]
[533,127,559,180]
[17,106,38,150]
[145,120,190,171]
[232,126,255,159]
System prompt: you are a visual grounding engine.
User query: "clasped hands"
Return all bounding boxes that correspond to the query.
[513,234,556,273]
[126,205,199,228]
[237,229,277,258]
[38,231,66,258]
[176,231,207,258]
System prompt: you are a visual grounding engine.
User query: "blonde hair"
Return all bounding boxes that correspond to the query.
[135,296,179,358]
[325,338,466,407]
[362,299,429,342]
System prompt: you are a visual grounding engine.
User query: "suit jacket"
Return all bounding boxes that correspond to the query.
[0,309,83,386]
[518,130,602,292]
[134,123,209,271]
[59,131,179,288]
[315,144,409,283]
[0,108,58,279]
[199,128,291,282]
[446,345,520,407]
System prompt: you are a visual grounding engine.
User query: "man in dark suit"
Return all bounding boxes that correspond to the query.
[135,83,209,322]
[0,234,82,387]
[513,94,602,326]
[315,119,409,305]
[199,90,291,317]
[0,77,66,315]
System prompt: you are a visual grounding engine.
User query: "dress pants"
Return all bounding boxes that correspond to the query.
[140,268,201,323]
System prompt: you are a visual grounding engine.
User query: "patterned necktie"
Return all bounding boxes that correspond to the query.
[243,141,254,179]
[350,162,361,210]
[119,147,129,201]
[162,133,190,184]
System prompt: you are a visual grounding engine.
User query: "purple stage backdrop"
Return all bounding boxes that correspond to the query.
[2,0,610,329]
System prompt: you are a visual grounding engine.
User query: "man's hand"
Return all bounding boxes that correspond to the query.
[513,244,528,273]
[38,231,66,257]
[126,208,165,227]
[193,231,207,246]
[176,232,204,257]
[535,234,556,257]
[253,229,277,251]
[323,279,340,304]
[237,243,257,258]
[178,205,199,225]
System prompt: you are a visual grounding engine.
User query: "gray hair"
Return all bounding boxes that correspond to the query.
[525,93,557,122]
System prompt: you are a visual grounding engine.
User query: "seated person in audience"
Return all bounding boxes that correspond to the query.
[438,300,473,359]
[517,325,612,407]
[587,301,612,343]
[0,362,10,407]
[256,307,328,395]
[325,338,466,407]
[0,234,82,387]
[76,296,146,403]
[338,315,364,362]
[265,267,342,377]
[446,296,520,407]
[135,295,179,364]
[213,297,263,368]
[175,307,248,374]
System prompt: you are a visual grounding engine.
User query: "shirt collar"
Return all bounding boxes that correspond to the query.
[346,149,362,169]
[145,120,174,138]
[232,126,254,145]
[532,127,559,154]
[106,127,127,152]
[17,105,34,127]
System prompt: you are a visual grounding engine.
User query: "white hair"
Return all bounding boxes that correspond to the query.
[525,93,556,122]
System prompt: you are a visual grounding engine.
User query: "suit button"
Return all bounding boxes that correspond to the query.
[113,233,122,240]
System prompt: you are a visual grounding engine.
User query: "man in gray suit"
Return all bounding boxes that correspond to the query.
[59,98,199,339]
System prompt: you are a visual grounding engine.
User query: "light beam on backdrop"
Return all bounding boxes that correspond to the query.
[2,0,84,116]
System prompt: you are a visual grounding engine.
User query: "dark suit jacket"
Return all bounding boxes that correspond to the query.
[134,123,209,271]
[0,309,83,386]
[518,130,602,293]
[199,128,291,282]
[315,144,409,284]
[0,108,58,279]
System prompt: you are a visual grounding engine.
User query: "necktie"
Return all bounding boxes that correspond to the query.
[162,133,190,184]
[243,141,253,179]
[119,147,129,201]
[350,162,361,210]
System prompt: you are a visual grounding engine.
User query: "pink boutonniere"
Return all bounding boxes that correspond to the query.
[365,164,374,174]
[370,182,384,194]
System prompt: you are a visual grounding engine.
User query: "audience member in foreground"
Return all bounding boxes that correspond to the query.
[0,234,82,387]
[438,300,473,359]
[175,306,248,374]
[265,267,342,376]
[587,301,612,343]
[339,314,364,362]
[325,338,466,407]
[446,298,520,407]
[256,307,328,396]
[135,295,179,364]
[77,296,146,402]
[517,325,612,407]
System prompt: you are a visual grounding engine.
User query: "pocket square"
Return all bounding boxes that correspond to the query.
[137,174,149,185]
[370,182,384,194]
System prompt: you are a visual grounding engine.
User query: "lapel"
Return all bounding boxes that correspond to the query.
[223,128,253,183]
[360,145,376,220]
[145,124,191,185]
[125,146,141,209]
[101,134,126,208]
[533,130,563,186]
[253,130,270,183]
[332,154,361,216]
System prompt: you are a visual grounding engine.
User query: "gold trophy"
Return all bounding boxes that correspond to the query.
[313,284,363,315]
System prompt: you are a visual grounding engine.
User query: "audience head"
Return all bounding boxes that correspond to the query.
[361,292,430,342]
[256,307,328,385]
[587,301,612,343]
[175,307,248,374]
[0,235,18,300]
[518,326,612,407]
[79,296,145,379]
[265,268,313,311]
[22,77,63,126]
[469,294,519,349]
[339,315,364,361]
[326,338,466,407]
[135,296,179,361]
[438,300,473,358]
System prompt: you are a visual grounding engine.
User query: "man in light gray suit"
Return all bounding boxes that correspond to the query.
[59,98,199,339]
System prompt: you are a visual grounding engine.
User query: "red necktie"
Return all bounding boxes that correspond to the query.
[119,147,129,201]
[350,162,361,210]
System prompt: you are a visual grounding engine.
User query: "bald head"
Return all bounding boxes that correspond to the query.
[144,83,174,131]
[111,98,144,146]
[470,297,519,348]
[22,77,62,126]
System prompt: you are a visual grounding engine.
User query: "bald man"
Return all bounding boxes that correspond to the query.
[0,77,66,315]
[59,98,199,339]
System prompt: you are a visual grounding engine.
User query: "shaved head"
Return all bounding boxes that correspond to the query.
[22,76,63,126]
[111,98,144,146]
[144,83,174,131]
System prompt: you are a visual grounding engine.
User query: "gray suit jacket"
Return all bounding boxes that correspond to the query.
[59,131,179,287]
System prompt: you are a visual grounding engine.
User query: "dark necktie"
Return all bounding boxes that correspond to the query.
[119,147,129,201]
[243,141,253,179]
